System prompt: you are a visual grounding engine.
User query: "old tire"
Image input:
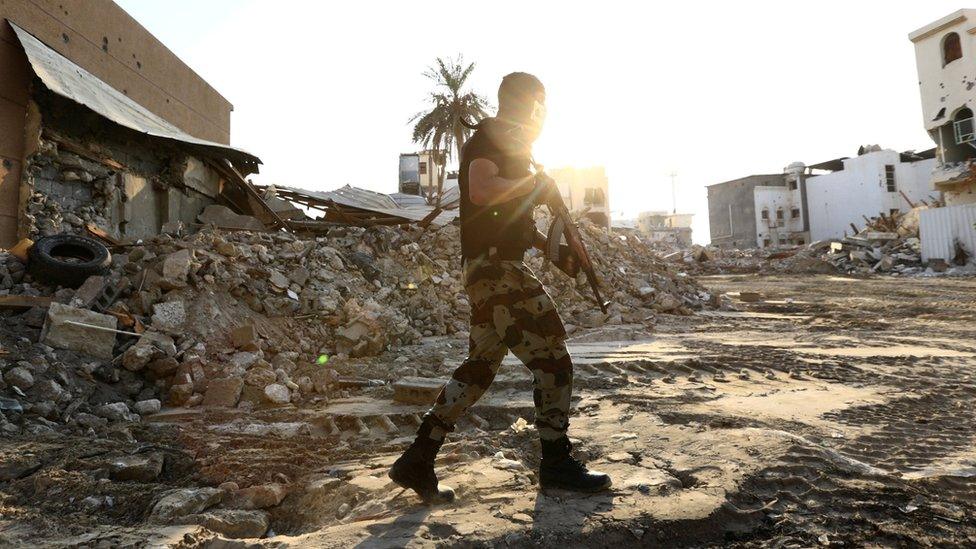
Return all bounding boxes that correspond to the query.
[28,234,111,288]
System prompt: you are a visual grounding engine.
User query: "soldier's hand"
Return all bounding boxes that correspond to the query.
[556,244,580,277]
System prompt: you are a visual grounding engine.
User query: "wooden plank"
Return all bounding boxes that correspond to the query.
[0,295,53,310]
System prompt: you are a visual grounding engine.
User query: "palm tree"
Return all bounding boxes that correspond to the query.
[410,55,490,204]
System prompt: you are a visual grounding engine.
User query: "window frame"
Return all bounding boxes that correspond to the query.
[943,32,963,67]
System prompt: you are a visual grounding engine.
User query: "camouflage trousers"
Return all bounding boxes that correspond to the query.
[423,255,573,442]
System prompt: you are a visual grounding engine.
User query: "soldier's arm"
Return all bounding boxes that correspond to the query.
[468,158,536,206]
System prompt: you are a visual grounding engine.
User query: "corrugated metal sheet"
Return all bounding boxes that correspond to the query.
[10,23,260,170]
[920,204,976,261]
[271,184,459,227]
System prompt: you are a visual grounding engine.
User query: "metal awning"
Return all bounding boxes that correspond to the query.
[10,22,260,171]
[266,184,459,228]
[807,157,848,172]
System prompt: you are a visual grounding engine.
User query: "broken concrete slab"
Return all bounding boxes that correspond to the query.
[198,205,265,231]
[110,453,164,482]
[150,488,223,523]
[224,483,287,510]
[41,303,118,360]
[392,377,447,405]
[180,509,270,539]
[133,399,162,415]
[160,249,193,290]
[152,301,186,335]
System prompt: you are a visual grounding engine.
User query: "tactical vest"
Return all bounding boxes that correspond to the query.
[458,120,536,259]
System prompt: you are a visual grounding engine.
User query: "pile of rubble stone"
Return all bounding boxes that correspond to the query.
[0,217,711,436]
[656,206,975,277]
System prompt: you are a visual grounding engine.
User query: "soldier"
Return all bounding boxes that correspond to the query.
[389,72,611,503]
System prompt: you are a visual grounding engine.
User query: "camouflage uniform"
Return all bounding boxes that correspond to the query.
[423,254,572,442]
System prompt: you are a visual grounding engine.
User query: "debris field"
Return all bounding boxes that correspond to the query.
[2,218,976,547]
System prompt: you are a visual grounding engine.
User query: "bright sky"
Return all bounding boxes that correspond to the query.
[117,1,960,243]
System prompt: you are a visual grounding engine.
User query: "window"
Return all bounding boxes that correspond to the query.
[884,165,896,192]
[788,180,798,191]
[796,238,805,245]
[419,161,427,175]
[778,235,787,245]
[763,238,771,247]
[943,32,963,66]
[776,208,784,220]
[761,208,769,220]
[791,208,800,219]
[889,208,900,216]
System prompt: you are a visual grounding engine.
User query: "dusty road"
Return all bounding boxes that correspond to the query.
[3,274,976,547]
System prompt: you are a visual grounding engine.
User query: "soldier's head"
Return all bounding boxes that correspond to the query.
[497,72,546,141]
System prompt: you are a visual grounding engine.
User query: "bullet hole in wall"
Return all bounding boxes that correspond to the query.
[61,33,69,43]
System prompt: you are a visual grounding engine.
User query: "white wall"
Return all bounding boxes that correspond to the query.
[910,10,976,133]
[753,186,798,248]
[806,150,938,241]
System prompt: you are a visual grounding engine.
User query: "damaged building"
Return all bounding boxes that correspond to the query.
[0,2,263,249]
[708,147,937,249]
[549,166,611,229]
[909,10,976,264]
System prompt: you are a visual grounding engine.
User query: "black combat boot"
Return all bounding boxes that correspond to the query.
[389,420,455,504]
[539,437,612,492]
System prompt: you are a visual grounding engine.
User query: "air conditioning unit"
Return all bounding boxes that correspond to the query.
[954,116,975,144]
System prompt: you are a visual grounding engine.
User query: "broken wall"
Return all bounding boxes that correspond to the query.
[707,174,785,248]
[21,89,226,241]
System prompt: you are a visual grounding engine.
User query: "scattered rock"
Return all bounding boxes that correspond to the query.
[263,383,290,405]
[110,453,164,482]
[150,487,223,522]
[203,377,244,408]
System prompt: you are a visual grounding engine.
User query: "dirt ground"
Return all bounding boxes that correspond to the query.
[3,273,976,548]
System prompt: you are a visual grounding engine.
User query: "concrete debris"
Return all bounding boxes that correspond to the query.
[179,509,270,539]
[224,483,287,510]
[149,488,223,522]
[664,206,974,277]
[151,301,187,335]
[41,302,118,359]
[263,383,291,405]
[0,212,710,441]
[393,376,447,405]
[109,453,164,482]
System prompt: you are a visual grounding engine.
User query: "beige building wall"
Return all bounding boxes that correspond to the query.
[549,166,610,227]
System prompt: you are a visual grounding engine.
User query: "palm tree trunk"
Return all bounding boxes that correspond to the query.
[434,148,445,208]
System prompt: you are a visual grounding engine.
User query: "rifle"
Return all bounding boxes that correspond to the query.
[533,163,610,314]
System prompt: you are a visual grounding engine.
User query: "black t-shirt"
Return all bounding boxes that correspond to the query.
[458,119,536,258]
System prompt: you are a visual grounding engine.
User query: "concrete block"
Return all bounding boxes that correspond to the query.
[41,303,117,359]
[392,377,447,405]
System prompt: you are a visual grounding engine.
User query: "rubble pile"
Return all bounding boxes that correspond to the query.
[0,218,711,435]
[526,217,711,327]
[658,207,974,276]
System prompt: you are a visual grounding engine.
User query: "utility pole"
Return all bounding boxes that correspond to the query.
[669,171,678,215]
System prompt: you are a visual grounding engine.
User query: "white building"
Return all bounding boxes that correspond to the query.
[909,10,976,264]
[752,162,809,248]
[637,211,693,246]
[910,10,976,205]
[805,148,938,241]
